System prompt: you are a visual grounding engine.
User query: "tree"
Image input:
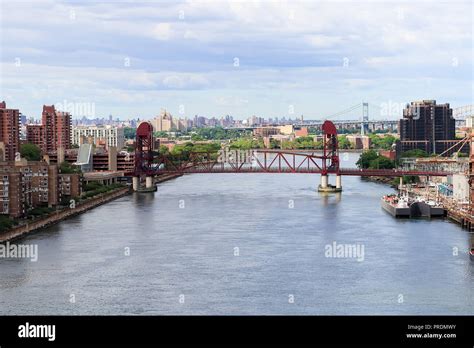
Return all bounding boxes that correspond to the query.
[338,135,352,149]
[369,156,395,169]
[356,150,378,169]
[400,149,429,158]
[20,143,42,161]
[123,127,136,139]
[154,131,169,138]
[59,161,81,174]
[368,134,396,150]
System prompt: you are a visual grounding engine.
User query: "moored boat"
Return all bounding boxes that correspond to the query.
[381,194,445,218]
[381,194,410,217]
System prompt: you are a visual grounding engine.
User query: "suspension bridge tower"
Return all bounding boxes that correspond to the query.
[361,102,369,135]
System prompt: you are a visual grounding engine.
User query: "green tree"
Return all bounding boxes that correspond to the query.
[59,161,81,174]
[368,134,396,150]
[20,143,42,161]
[400,149,429,158]
[123,127,136,139]
[369,156,395,169]
[338,135,352,149]
[356,150,379,169]
[154,131,169,138]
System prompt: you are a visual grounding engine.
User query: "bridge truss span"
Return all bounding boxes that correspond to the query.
[144,150,452,177]
[132,120,452,192]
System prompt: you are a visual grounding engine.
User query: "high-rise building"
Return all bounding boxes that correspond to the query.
[26,124,45,150]
[152,110,173,132]
[397,100,460,156]
[26,105,72,153]
[0,101,21,161]
[72,125,125,149]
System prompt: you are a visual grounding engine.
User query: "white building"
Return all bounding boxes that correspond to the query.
[452,174,470,202]
[72,125,125,149]
[466,116,474,128]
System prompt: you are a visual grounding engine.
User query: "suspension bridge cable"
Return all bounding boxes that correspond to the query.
[325,103,362,120]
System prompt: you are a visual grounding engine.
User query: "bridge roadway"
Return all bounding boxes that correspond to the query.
[147,166,451,177]
[136,149,452,177]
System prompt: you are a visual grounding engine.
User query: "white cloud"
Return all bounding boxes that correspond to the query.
[151,23,172,41]
[0,0,472,119]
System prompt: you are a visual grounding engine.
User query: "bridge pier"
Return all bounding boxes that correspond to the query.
[132,176,139,192]
[132,176,157,192]
[320,174,328,189]
[318,174,342,193]
[145,176,154,189]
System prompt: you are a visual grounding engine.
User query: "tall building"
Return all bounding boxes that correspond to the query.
[397,100,459,156]
[152,110,173,132]
[26,124,45,150]
[72,125,125,149]
[26,105,72,153]
[0,101,21,161]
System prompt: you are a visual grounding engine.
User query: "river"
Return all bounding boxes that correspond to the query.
[0,153,472,315]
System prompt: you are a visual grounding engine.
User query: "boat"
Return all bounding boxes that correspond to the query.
[381,194,411,217]
[381,194,445,218]
[424,200,445,217]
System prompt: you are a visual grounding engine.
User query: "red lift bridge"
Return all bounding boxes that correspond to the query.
[132,120,451,178]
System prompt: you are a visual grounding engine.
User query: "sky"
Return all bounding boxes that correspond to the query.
[0,0,473,121]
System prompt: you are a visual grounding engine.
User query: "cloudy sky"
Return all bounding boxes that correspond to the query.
[0,0,472,120]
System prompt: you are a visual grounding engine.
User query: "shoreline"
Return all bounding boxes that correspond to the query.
[0,187,130,243]
[361,176,397,188]
[0,172,184,243]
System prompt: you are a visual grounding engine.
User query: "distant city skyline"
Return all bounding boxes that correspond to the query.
[0,0,472,120]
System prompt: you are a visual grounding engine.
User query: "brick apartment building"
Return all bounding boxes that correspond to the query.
[396,100,466,156]
[0,101,21,161]
[26,105,72,153]
[0,160,81,218]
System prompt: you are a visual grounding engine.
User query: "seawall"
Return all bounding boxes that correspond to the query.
[0,187,130,243]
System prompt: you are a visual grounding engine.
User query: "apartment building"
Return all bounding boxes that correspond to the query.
[0,160,81,218]
[71,125,125,149]
[0,101,21,161]
[26,105,72,153]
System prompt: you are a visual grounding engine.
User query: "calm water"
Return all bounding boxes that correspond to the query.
[0,153,473,315]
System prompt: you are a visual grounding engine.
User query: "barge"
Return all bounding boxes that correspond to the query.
[381,194,445,218]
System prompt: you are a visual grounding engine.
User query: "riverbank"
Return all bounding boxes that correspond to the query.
[0,187,130,243]
[362,176,397,188]
[156,173,183,183]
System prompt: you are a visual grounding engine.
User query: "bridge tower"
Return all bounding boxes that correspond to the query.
[361,102,369,135]
[318,120,342,192]
[133,121,156,192]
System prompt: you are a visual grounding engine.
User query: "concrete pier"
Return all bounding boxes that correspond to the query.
[145,176,153,189]
[318,174,342,193]
[320,175,328,188]
[336,175,342,190]
[132,176,139,192]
